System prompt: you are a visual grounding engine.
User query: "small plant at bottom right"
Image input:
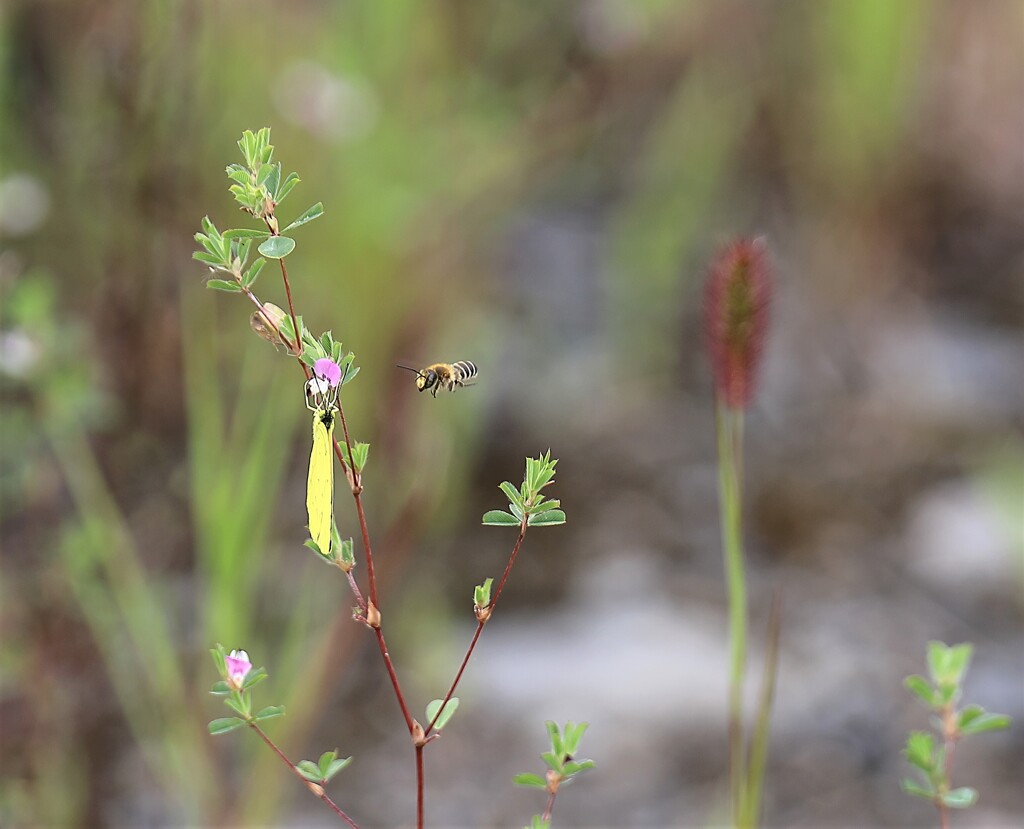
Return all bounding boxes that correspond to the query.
[902,641,1011,828]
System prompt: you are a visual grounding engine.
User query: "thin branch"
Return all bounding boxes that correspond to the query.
[261,210,302,355]
[332,400,415,733]
[426,528,526,736]
[416,746,425,829]
[276,257,302,358]
[249,723,359,828]
[491,526,528,609]
[541,790,558,823]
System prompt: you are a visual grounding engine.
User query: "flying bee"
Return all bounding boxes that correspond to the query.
[396,360,478,397]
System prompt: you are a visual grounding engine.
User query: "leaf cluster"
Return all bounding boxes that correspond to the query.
[483,451,566,528]
[514,720,595,790]
[901,641,1011,810]
[207,644,282,735]
[304,520,356,573]
[298,328,360,386]
[194,127,323,304]
[297,750,352,786]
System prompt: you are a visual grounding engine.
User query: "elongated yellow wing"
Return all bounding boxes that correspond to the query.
[306,409,335,555]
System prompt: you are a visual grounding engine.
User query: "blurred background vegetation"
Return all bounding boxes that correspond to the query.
[1,1,1022,826]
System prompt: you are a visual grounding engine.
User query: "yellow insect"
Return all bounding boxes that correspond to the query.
[305,360,343,556]
[396,360,478,397]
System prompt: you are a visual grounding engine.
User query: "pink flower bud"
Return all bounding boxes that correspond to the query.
[225,649,252,689]
[703,237,772,410]
[313,358,342,387]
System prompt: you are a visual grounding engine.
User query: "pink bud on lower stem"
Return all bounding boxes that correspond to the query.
[703,237,772,410]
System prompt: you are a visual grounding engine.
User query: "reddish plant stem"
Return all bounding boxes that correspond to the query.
[262,212,302,356]
[416,746,425,829]
[249,723,359,828]
[492,525,528,607]
[541,790,558,822]
[426,527,526,736]
[271,247,417,819]
[335,404,379,610]
[343,569,366,611]
[426,623,483,737]
[333,400,415,733]
[276,257,302,357]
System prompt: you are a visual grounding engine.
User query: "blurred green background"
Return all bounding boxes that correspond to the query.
[1,1,1022,826]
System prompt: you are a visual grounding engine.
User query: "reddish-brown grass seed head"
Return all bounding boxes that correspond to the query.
[703,237,772,410]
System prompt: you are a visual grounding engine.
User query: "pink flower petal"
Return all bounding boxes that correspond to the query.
[225,649,252,687]
[314,358,342,387]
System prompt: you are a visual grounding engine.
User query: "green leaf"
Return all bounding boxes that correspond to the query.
[224,696,250,719]
[210,645,227,675]
[900,778,935,799]
[297,760,322,782]
[541,750,563,774]
[242,666,268,690]
[258,236,296,259]
[512,773,547,789]
[508,500,525,521]
[905,731,935,772]
[339,538,355,569]
[499,481,523,508]
[904,675,935,708]
[254,705,285,722]
[195,231,221,255]
[223,228,269,239]
[226,166,252,186]
[563,759,596,776]
[201,215,220,237]
[545,721,562,753]
[959,711,1012,736]
[318,750,338,775]
[426,697,459,731]
[942,787,978,808]
[482,510,520,526]
[284,202,324,232]
[242,258,266,288]
[562,721,588,755]
[527,509,566,527]
[277,172,301,204]
[324,757,352,780]
[207,279,242,293]
[208,717,245,735]
[193,251,226,267]
[209,680,231,696]
[265,163,281,200]
[474,577,493,607]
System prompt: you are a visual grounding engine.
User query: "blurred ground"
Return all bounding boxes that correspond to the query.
[1,1,1022,827]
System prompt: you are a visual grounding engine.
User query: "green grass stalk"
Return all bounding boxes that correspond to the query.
[715,401,748,823]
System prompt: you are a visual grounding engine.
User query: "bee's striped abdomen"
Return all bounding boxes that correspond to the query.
[452,360,477,386]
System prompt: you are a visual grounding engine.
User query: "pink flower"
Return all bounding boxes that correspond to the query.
[225,649,252,689]
[313,358,342,387]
